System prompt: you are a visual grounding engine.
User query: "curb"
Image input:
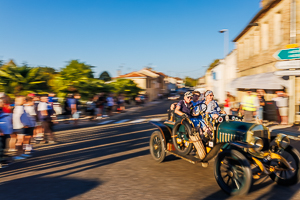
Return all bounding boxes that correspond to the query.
[53,100,165,132]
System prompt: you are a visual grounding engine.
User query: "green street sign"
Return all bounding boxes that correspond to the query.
[273,48,300,60]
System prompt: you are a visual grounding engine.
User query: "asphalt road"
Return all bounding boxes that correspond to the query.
[1,100,300,200]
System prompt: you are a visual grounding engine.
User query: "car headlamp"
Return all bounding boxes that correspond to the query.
[225,115,229,122]
[250,136,264,152]
[275,133,290,149]
[218,117,223,123]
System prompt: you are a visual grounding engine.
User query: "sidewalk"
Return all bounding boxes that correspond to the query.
[52,100,164,131]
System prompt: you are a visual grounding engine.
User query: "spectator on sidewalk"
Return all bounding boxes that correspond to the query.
[23,97,36,154]
[86,97,96,120]
[224,92,231,115]
[73,93,81,126]
[241,89,259,122]
[273,91,289,125]
[13,96,33,160]
[0,97,13,167]
[230,96,240,116]
[257,89,266,124]
[96,93,106,119]
[33,94,43,140]
[118,93,125,112]
[38,95,56,143]
[106,93,114,116]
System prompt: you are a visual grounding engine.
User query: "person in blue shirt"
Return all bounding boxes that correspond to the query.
[189,91,207,130]
[0,98,13,167]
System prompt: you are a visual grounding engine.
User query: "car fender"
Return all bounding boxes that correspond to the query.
[149,121,172,148]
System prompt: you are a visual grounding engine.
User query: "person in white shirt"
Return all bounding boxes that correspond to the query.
[13,96,33,160]
[38,95,56,143]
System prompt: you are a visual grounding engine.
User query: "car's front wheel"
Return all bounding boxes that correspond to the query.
[269,146,300,186]
[214,149,252,196]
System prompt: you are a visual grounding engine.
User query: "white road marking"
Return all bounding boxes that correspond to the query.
[149,118,161,121]
[114,119,130,124]
[98,120,114,125]
[130,119,146,123]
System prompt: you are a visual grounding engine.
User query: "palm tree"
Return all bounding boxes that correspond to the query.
[0,65,50,95]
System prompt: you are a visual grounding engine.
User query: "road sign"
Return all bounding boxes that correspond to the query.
[273,48,300,60]
[275,60,300,69]
[274,70,300,76]
[286,43,299,48]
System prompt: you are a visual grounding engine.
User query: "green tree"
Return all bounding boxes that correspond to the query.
[184,76,197,87]
[207,59,220,71]
[108,79,142,97]
[50,60,102,98]
[99,71,112,82]
[0,64,51,95]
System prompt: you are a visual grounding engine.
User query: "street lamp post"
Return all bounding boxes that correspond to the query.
[219,29,229,58]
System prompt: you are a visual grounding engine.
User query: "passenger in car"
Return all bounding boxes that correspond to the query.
[200,90,225,119]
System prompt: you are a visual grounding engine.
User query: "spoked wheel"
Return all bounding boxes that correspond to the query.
[149,131,166,163]
[270,146,300,186]
[172,120,193,156]
[214,149,252,196]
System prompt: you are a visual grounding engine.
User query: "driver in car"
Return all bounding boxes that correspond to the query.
[174,91,206,131]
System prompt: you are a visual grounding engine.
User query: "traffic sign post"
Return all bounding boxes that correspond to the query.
[275,60,300,69]
[273,48,300,60]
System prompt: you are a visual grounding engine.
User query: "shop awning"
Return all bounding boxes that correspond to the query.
[230,72,289,90]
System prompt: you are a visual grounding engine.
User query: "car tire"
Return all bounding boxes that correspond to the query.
[172,120,193,156]
[149,131,166,163]
[269,146,300,186]
[214,149,252,196]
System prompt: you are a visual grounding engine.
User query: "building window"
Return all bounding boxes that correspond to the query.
[212,72,217,80]
[262,22,269,50]
[274,12,282,45]
[254,29,260,54]
[249,34,254,56]
[239,43,244,61]
[244,38,249,59]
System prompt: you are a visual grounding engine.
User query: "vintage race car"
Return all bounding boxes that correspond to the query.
[149,103,300,196]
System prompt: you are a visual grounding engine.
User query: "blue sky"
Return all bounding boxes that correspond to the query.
[0,0,261,79]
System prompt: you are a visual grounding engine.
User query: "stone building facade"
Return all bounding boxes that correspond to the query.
[233,0,300,123]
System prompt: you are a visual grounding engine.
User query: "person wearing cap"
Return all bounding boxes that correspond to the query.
[174,92,194,118]
[200,90,224,119]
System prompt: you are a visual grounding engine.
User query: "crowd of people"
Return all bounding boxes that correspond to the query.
[84,93,127,120]
[0,93,58,168]
[0,91,131,168]
[226,89,289,124]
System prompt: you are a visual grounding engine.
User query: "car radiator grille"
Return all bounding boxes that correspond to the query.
[218,132,244,143]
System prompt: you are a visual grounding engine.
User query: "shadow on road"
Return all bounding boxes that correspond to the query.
[0,123,155,198]
[0,176,100,200]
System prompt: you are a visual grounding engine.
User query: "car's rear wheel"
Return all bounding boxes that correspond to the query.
[150,131,166,163]
[214,149,252,196]
[269,146,300,186]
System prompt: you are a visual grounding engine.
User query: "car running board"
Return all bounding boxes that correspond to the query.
[166,150,209,167]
